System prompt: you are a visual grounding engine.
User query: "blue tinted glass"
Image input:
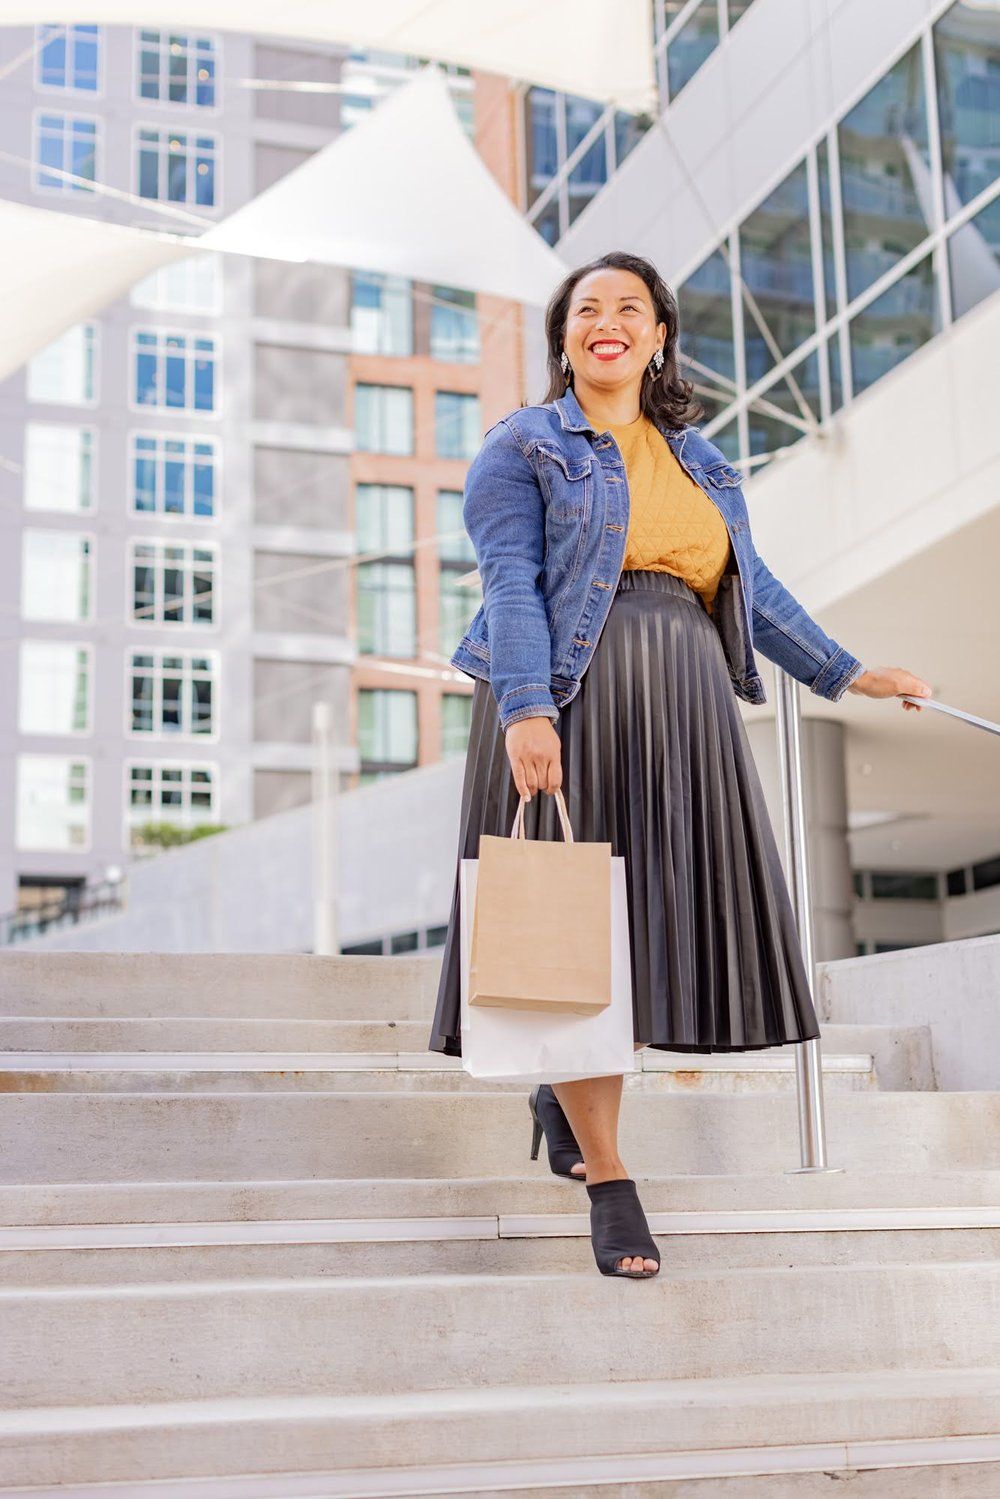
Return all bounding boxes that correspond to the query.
[164,456,185,512]
[193,455,214,515]
[134,449,156,510]
[167,141,188,203]
[135,350,157,405]
[138,144,158,199]
[40,30,67,86]
[70,123,96,186]
[165,348,187,407]
[195,148,214,207]
[193,352,214,410]
[196,57,215,107]
[75,35,99,90]
[37,123,64,187]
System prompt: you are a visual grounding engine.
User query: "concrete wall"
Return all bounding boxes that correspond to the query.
[23,756,465,955]
[818,932,1000,1090]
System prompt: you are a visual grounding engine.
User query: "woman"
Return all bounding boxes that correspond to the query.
[428,251,932,1280]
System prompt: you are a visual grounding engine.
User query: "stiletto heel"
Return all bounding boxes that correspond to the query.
[586,1178,660,1278]
[527,1084,586,1181]
[529,1109,544,1162]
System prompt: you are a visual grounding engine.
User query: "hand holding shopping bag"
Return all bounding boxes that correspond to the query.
[460,786,636,1084]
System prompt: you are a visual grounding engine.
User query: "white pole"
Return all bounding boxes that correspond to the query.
[311,701,340,956]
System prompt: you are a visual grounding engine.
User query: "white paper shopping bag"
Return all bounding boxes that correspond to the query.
[459,854,637,1084]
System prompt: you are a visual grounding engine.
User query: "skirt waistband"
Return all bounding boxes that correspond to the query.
[615,567,701,603]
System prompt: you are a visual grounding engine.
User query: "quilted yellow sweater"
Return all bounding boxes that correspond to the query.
[607,412,731,615]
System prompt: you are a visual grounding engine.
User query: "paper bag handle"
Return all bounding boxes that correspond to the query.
[509,786,574,843]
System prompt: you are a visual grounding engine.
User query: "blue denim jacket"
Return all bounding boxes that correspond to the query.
[450,384,865,732]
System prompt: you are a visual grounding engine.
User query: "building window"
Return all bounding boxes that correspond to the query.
[34,112,98,191]
[869,872,940,900]
[934,2,1000,214]
[19,642,91,735]
[357,688,418,782]
[356,484,416,657]
[739,159,814,382]
[131,254,222,314]
[137,30,217,107]
[436,488,480,653]
[24,424,95,512]
[26,323,97,405]
[441,692,473,757]
[137,127,217,207]
[16,755,90,851]
[130,539,217,626]
[133,330,217,412]
[566,97,607,229]
[354,382,413,455]
[350,270,413,356]
[525,88,559,211]
[22,531,92,622]
[132,434,217,518]
[848,253,939,396]
[666,0,720,103]
[677,246,736,411]
[430,286,479,362]
[434,390,480,459]
[838,43,930,305]
[36,24,100,92]
[129,650,216,736]
[126,762,216,846]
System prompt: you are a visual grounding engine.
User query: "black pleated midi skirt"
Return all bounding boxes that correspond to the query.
[428,567,820,1058]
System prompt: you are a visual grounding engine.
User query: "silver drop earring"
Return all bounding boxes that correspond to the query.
[560,351,571,379]
[649,348,664,375]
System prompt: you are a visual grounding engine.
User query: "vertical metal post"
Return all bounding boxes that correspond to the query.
[311,701,340,957]
[773,667,839,1173]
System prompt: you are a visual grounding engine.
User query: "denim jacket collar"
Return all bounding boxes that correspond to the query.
[553,382,696,463]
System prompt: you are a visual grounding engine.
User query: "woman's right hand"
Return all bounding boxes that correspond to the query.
[505,716,563,800]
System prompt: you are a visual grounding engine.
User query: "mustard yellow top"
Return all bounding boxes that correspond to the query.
[606,412,731,615]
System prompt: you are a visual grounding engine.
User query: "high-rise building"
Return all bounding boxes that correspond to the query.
[0,27,525,928]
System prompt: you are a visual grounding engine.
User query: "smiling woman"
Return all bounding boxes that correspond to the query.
[429,250,930,1281]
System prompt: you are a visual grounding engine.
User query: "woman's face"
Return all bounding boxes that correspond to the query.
[562,268,667,392]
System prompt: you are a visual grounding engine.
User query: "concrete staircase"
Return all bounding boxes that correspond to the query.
[0,951,997,1496]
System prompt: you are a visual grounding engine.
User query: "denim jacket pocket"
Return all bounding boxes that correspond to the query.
[534,442,593,520]
[702,461,744,489]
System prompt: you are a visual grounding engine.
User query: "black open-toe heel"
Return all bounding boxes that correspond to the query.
[528,1084,586,1181]
[586,1178,660,1278]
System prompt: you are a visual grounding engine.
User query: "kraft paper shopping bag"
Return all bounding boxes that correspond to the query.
[469,788,611,1015]
[459,850,636,1084]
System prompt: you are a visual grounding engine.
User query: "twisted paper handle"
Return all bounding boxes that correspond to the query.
[509,786,574,843]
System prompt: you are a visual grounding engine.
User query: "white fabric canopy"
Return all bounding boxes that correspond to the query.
[0,200,191,384]
[1,1,656,114]
[203,65,567,306]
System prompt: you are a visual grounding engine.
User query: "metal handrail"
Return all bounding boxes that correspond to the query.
[0,876,125,948]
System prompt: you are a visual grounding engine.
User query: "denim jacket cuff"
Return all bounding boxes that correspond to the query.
[810,647,866,702]
[498,682,559,732]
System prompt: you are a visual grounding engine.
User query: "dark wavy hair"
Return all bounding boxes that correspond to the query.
[540,250,703,431]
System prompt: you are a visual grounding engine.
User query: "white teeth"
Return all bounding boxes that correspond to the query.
[592,343,626,353]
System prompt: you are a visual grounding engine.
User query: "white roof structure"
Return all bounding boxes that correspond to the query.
[203,65,567,306]
[0,1,657,114]
[0,200,192,383]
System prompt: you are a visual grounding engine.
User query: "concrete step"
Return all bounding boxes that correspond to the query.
[0,1015,932,1080]
[0,1049,879,1094]
[1,1091,997,1185]
[5,1169,1000,1227]
[0,952,442,1020]
[1,1368,999,1491]
[3,1262,1000,1409]
[4,1226,1000,1287]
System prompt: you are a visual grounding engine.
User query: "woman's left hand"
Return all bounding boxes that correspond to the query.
[847,666,933,711]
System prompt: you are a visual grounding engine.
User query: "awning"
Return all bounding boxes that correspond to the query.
[0,200,191,384]
[203,65,567,306]
[0,1,657,113]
